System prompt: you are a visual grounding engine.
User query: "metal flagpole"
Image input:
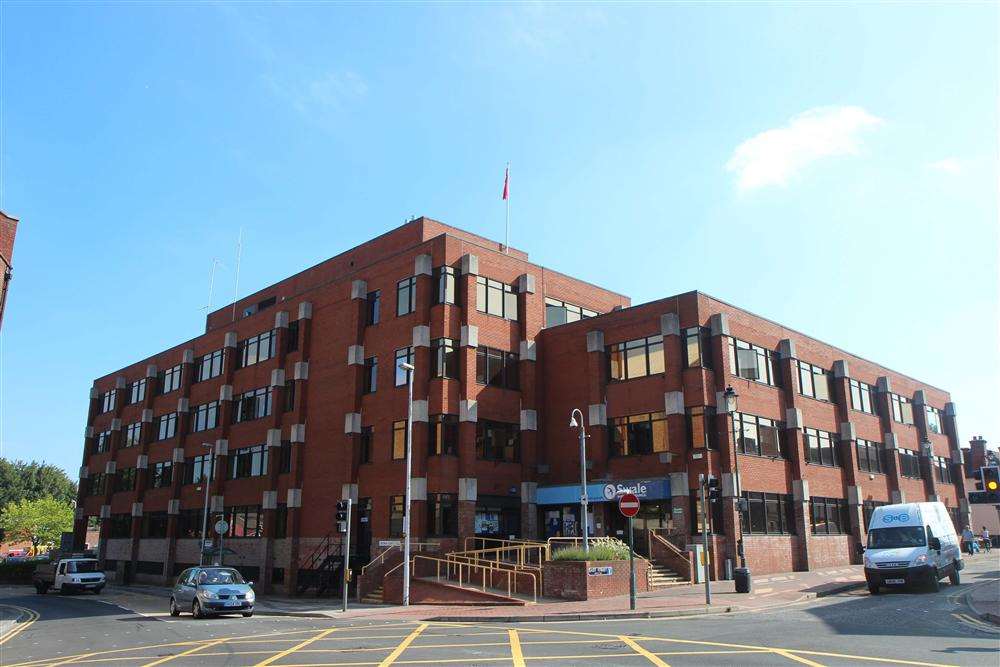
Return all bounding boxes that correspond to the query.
[231,228,243,323]
[504,162,510,254]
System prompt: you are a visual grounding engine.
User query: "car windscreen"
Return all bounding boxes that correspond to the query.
[868,526,926,549]
[66,560,99,573]
[197,568,245,585]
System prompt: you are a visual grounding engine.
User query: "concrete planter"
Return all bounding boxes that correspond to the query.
[542,558,649,601]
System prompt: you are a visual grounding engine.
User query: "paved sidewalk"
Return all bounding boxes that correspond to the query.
[107,565,865,622]
[966,574,1000,625]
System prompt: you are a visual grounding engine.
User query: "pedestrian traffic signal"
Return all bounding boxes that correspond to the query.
[336,500,350,533]
[707,476,721,502]
[982,466,1000,492]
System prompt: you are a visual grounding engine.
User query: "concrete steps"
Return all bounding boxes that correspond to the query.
[360,585,383,604]
[648,563,688,588]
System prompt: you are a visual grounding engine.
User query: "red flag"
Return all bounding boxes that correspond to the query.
[502,166,509,201]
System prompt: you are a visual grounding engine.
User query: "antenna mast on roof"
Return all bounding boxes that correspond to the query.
[230,228,244,323]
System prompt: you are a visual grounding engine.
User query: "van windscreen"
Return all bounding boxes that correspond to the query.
[868,526,925,549]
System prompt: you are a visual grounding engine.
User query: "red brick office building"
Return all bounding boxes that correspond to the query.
[75,218,970,590]
[0,210,18,329]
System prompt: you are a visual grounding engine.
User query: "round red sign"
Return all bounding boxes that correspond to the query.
[618,492,640,518]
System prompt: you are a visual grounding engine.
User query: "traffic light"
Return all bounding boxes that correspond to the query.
[982,466,1000,493]
[336,500,350,533]
[706,476,721,503]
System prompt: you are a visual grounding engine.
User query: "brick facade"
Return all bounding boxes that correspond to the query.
[0,210,18,329]
[76,218,971,592]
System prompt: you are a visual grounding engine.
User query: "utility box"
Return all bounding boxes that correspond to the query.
[687,544,706,583]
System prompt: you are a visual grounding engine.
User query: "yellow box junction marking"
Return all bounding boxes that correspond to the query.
[619,635,671,666]
[378,623,428,667]
[254,628,339,666]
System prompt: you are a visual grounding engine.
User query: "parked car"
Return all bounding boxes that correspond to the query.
[862,501,963,594]
[32,551,105,594]
[170,566,255,618]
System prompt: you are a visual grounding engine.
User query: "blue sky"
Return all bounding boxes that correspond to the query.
[1,3,996,476]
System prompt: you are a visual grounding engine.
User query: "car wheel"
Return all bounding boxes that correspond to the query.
[949,566,960,586]
[169,598,180,617]
[192,599,204,619]
[929,570,940,592]
[242,612,254,618]
[868,583,880,595]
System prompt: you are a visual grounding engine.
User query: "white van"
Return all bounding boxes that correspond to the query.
[863,502,963,594]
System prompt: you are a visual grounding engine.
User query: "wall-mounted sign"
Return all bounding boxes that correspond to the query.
[588,566,614,576]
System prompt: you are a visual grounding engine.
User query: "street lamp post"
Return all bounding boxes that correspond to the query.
[198,442,215,567]
[569,409,589,554]
[724,385,752,592]
[399,360,415,606]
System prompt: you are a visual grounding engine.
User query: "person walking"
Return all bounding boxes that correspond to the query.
[961,526,977,556]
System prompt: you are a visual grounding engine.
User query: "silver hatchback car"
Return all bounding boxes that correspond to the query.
[169,567,255,618]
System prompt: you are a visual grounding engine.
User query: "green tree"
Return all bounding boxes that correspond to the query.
[0,459,77,541]
[0,497,74,552]
[0,459,77,508]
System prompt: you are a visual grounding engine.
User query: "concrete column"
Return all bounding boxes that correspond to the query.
[846,485,865,563]
[792,479,811,571]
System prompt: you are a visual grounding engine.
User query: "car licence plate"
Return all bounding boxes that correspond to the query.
[885,578,905,585]
[224,600,242,606]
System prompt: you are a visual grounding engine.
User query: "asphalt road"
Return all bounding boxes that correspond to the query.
[1,560,997,666]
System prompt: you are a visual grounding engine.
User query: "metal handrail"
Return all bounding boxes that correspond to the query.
[358,541,441,578]
[386,553,538,603]
[450,543,550,567]
[442,552,544,583]
[462,536,546,552]
[359,544,399,579]
[649,530,691,563]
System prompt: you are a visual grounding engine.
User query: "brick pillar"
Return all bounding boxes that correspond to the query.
[165,498,180,577]
[791,480,810,571]
[944,403,970,529]
[875,377,903,502]
[668,472,691,539]
[912,390,939,502]
[584,329,608,476]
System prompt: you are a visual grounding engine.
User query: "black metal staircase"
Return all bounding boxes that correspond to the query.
[296,532,344,597]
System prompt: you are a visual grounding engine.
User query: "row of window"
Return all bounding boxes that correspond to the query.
[388,493,457,537]
[96,387,292,453]
[358,418,520,463]
[609,336,664,381]
[110,504,290,540]
[86,444,294,496]
[96,326,302,415]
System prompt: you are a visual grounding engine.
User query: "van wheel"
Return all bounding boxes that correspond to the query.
[929,570,940,592]
[949,567,960,586]
[868,583,880,595]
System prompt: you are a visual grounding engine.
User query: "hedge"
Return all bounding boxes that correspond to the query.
[0,560,38,584]
[551,543,631,562]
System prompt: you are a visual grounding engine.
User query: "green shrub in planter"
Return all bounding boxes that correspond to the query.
[551,543,631,562]
[0,560,38,584]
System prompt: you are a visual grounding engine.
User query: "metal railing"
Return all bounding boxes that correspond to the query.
[358,541,440,579]
[452,542,549,568]
[386,553,539,603]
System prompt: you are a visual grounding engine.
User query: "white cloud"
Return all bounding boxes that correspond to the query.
[726,106,884,192]
[927,157,962,174]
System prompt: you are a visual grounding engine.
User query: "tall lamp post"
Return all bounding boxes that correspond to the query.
[569,409,589,554]
[198,442,216,567]
[399,360,415,606]
[723,385,752,592]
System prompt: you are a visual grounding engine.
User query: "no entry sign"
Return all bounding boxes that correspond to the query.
[618,492,640,518]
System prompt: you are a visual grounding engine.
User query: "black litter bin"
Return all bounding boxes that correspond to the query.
[734,567,752,594]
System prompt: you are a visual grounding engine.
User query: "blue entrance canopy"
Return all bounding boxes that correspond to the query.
[536,477,670,506]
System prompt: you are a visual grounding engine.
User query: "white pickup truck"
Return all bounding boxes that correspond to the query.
[33,552,106,594]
